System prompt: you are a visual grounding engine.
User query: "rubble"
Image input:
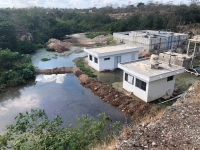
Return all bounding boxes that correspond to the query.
[116,81,200,150]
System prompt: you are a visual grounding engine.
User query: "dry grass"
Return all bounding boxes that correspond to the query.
[91,136,118,150]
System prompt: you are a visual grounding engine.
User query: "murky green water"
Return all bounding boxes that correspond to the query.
[0,47,129,133]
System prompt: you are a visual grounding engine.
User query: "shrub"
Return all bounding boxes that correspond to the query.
[46,47,56,52]
[41,58,51,61]
[0,109,120,150]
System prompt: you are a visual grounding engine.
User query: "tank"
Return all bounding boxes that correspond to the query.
[150,54,159,69]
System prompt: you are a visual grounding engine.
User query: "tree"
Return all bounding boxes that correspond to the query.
[0,22,18,51]
[137,2,145,7]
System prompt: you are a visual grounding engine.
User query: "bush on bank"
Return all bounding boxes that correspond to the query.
[0,109,120,150]
[0,49,35,92]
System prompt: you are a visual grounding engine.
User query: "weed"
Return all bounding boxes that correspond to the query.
[76,59,96,77]
[41,58,51,61]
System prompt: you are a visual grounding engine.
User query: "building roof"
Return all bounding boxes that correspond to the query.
[84,45,143,57]
[118,58,185,82]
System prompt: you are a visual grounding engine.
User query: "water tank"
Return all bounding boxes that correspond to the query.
[150,54,159,69]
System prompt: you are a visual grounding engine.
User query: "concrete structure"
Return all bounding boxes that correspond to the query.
[113,30,188,52]
[84,45,143,71]
[159,52,192,70]
[118,56,185,102]
[186,35,200,69]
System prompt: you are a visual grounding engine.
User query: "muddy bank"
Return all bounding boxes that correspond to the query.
[35,67,151,119]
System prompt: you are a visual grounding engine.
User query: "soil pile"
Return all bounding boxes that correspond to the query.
[46,38,73,52]
[92,34,113,44]
[116,81,200,150]
[35,67,151,119]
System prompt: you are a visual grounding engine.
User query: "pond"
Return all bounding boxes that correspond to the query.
[0,47,130,133]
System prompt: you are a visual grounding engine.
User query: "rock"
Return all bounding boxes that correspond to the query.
[152,141,157,146]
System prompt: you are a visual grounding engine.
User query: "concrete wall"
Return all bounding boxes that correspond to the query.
[147,77,175,102]
[113,31,188,51]
[113,32,130,42]
[122,71,149,102]
[159,53,192,69]
[87,54,99,71]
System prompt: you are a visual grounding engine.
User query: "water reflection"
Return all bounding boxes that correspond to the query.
[36,74,66,83]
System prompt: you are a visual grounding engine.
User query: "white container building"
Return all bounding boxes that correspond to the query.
[84,45,143,71]
[118,55,185,102]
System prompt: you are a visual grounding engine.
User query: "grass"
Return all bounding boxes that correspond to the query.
[75,59,96,77]
[41,58,51,61]
[152,100,176,109]
[85,31,110,39]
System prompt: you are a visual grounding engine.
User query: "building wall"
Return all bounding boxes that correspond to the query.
[113,32,130,42]
[122,71,149,102]
[122,70,175,102]
[113,31,188,51]
[98,52,138,71]
[147,77,175,102]
[87,54,99,71]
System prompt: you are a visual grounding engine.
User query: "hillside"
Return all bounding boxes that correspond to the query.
[116,81,200,150]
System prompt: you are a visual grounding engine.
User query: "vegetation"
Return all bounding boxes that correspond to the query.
[0,109,120,150]
[41,58,51,61]
[46,47,56,52]
[106,37,116,45]
[76,59,97,77]
[0,49,34,92]
[85,32,110,39]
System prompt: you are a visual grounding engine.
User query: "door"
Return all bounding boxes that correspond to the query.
[114,56,121,68]
[131,53,135,60]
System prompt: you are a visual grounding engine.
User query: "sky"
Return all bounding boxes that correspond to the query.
[0,0,189,9]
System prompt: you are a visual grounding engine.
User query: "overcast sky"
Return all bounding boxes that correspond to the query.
[0,0,189,9]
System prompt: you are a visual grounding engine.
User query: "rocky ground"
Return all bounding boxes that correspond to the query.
[115,81,200,150]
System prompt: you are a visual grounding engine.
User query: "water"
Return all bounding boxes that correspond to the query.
[0,47,129,133]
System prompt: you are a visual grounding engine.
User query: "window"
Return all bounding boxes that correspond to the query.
[89,55,92,61]
[125,73,134,84]
[136,78,146,91]
[167,76,174,81]
[94,57,98,63]
[104,57,110,61]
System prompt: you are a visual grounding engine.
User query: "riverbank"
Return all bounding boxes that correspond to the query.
[35,67,163,122]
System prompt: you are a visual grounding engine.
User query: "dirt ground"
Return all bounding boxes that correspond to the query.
[115,81,200,150]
